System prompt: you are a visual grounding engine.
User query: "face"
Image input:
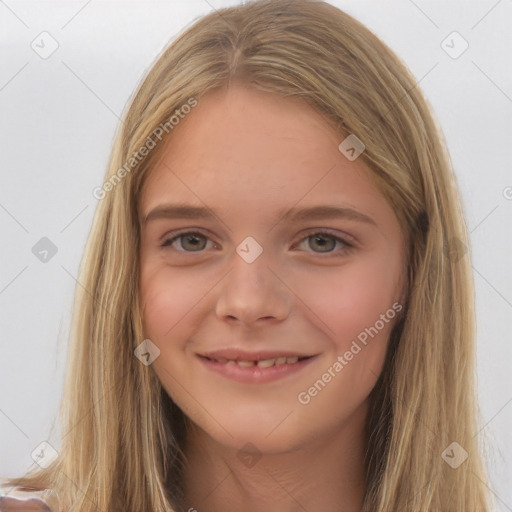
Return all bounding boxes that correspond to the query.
[138,83,407,454]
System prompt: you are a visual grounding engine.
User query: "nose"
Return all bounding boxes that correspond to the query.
[215,249,292,326]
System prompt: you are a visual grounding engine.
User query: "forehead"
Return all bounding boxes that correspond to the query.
[139,84,388,227]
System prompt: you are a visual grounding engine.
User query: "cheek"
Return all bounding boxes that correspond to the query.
[139,268,201,395]
[293,260,401,417]
[139,265,205,341]
[297,254,402,340]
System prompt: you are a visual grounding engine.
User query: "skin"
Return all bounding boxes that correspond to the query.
[139,82,408,512]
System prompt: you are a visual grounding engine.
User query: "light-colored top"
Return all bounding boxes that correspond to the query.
[0,485,59,511]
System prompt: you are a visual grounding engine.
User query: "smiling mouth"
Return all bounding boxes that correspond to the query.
[200,355,313,368]
[197,351,319,384]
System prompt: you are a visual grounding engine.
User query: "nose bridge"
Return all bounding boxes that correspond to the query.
[215,240,290,324]
[230,232,272,285]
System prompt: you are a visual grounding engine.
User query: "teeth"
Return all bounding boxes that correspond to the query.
[257,358,276,368]
[212,356,305,366]
[237,360,255,367]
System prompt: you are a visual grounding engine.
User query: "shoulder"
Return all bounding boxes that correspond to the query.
[0,485,55,512]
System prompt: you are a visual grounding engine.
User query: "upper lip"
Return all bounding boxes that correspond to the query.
[199,348,317,361]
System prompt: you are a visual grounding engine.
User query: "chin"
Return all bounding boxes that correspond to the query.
[191,406,319,457]
[209,425,305,456]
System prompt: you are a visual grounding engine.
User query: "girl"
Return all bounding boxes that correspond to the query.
[0,0,492,510]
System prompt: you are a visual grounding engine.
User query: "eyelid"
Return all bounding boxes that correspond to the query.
[295,227,356,246]
[158,227,214,245]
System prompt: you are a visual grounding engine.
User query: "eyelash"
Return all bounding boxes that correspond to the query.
[159,228,355,257]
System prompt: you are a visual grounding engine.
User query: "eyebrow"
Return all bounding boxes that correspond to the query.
[142,203,377,227]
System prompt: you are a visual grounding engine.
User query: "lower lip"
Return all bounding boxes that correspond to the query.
[197,355,319,384]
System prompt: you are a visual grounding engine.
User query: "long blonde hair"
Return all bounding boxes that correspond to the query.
[2,1,492,510]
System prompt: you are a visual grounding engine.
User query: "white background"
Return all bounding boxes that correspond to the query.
[0,0,511,509]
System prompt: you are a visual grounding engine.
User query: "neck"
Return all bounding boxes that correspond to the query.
[179,401,369,512]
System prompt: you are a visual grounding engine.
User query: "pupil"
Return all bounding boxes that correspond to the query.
[185,234,204,251]
[312,235,333,252]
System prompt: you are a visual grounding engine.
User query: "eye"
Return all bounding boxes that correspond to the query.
[160,229,354,256]
[293,229,354,256]
[161,230,214,252]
